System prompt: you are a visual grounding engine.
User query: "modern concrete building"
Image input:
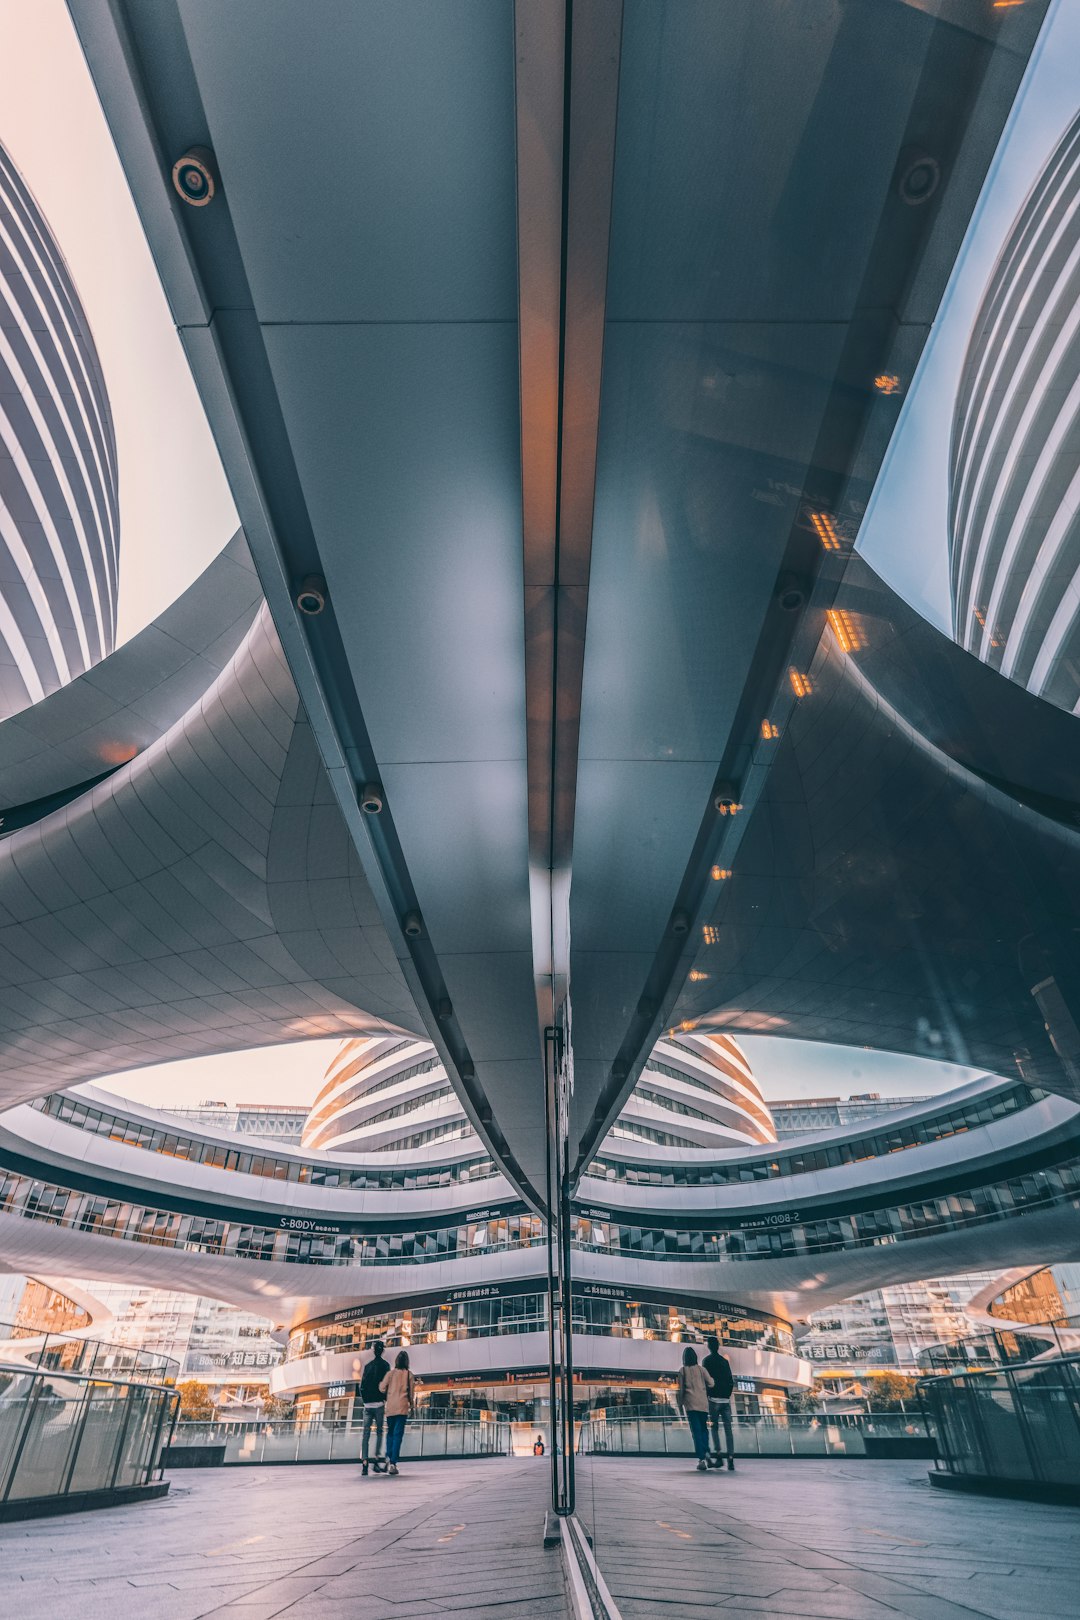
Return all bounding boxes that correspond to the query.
[303,1031,774,1158]
[2,0,1078,1594]
[0,141,118,717]
[2,1056,1078,1425]
[950,110,1080,712]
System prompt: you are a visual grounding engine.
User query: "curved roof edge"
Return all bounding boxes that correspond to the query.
[0,531,260,813]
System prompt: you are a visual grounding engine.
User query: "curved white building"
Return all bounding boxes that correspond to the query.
[949,111,1080,713]
[303,1031,775,1157]
[3,1062,1079,1425]
[0,142,119,717]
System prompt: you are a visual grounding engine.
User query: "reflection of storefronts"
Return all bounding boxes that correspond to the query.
[287,1281,796,1363]
[284,1288,807,1425]
[800,1274,997,1373]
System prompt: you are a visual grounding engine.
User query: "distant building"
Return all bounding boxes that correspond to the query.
[66,1280,282,1406]
[162,1101,309,1144]
[770,1093,932,1138]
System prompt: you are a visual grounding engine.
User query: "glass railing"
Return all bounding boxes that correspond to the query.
[0,1362,178,1511]
[589,1082,1043,1187]
[920,1354,1080,1490]
[578,1408,933,1459]
[0,1319,178,1385]
[29,1092,501,1190]
[170,1413,511,1464]
[3,1147,1079,1271]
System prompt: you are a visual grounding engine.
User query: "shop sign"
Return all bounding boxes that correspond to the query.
[804,1343,881,1361]
[279,1215,344,1235]
[448,1283,504,1304]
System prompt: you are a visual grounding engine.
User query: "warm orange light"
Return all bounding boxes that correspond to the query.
[788,668,813,698]
[972,605,1002,647]
[809,511,841,552]
[99,741,139,766]
[715,801,742,816]
[826,608,866,654]
[702,925,720,945]
[760,719,779,740]
[710,866,731,882]
[678,1019,697,1033]
[992,1,1026,8]
[873,373,902,396]
[688,970,709,983]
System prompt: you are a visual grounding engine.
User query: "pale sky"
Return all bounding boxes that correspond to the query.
[0,2,1027,1117]
[86,1034,979,1114]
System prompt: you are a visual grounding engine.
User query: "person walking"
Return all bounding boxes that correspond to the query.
[676,1345,713,1471]
[701,1334,736,1470]
[357,1338,390,1475]
[380,1349,416,1475]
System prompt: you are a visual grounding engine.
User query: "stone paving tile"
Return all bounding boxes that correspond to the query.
[6,1453,1076,1619]
[0,1459,567,1620]
[580,1457,1079,1620]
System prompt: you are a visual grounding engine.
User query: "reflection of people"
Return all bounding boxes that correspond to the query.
[676,1346,713,1471]
[358,1339,390,1476]
[701,1335,735,1471]
[533,1434,545,1456]
[380,1350,415,1476]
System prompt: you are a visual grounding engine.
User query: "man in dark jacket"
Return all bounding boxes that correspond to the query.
[357,1339,390,1475]
[701,1335,735,1470]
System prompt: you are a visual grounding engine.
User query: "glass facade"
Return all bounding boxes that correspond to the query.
[2,1148,1078,1269]
[286,1292,795,1363]
[31,1094,499,1189]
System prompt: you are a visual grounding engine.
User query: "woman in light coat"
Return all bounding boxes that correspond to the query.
[380,1350,416,1474]
[676,1345,713,1471]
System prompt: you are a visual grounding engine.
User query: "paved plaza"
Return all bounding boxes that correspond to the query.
[1,1455,1078,1619]
[0,1459,566,1620]
[576,1456,1080,1618]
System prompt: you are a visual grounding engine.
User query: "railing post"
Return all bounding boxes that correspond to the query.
[59,1378,97,1497]
[0,1376,43,1502]
[1006,1366,1043,1483]
[107,1385,138,1490]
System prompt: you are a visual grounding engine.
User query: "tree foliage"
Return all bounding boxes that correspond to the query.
[177,1380,216,1420]
[859,1372,919,1411]
[261,1393,295,1421]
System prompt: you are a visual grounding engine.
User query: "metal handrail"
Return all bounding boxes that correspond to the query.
[3,1171,1079,1267]
[169,1412,513,1463]
[578,1408,933,1458]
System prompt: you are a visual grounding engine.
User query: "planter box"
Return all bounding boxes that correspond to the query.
[163,1443,226,1469]
[864,1436,937,1460]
